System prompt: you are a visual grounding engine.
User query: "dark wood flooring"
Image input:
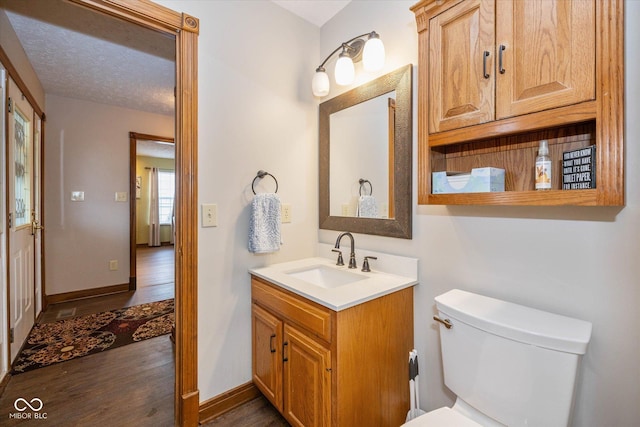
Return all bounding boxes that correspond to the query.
[0,245,287,425]
[136,245,175,288]
[0,335,175,426]
[204,397,290,426]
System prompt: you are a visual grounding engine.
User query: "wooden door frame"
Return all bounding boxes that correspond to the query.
[70,1,200,425]
[129,132,175,291]
[0,47,47,371]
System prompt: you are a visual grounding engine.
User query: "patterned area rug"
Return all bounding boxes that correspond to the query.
[11,299,174,375]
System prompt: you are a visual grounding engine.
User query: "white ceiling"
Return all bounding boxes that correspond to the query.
[1,0,347,159]
[272,0,350,27]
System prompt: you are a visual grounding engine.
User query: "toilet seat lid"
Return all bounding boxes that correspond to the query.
[403,407,483,427]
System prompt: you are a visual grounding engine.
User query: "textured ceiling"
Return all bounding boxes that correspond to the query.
[137,140,175,159]
[1,0,175,116]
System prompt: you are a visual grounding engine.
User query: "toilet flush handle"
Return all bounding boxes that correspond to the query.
[433,316,453,329]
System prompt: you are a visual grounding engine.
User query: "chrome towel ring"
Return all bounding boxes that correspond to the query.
[359,178,373,196]
[252,170,279,195]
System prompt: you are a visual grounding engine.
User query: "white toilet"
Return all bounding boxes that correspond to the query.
[404,289,592,427]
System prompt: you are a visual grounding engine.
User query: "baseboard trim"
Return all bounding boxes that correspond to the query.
[46,283,130,305]
[199,382,260,424]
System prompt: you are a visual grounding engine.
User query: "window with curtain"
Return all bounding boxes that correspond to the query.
[158,170,175,225]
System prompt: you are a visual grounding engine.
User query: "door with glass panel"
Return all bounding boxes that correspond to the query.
[8,78,35,362]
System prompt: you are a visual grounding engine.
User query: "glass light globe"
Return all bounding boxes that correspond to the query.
[312,69,330,97]
[334,53,355,86]
[363,36,385,71]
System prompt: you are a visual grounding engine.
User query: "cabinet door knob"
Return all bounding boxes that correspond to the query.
[483,50,490,79]
[499,44,506,74]
[269,334,276,353]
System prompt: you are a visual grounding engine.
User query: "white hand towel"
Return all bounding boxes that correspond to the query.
[358,195,378,218]
[248,193,282,254]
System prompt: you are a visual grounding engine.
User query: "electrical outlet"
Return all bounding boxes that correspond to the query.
[115,192,128,202]
[281,203,292,223]
[202,204,218,227]
[341,204,350,216]
[109,260,118,271]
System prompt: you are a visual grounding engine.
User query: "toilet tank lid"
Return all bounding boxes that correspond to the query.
[435,289,593,355]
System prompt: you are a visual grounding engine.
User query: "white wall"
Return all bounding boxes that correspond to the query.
[318,1,640,426]
[44,95,174,295]
[161,1,639,423]
[156,1,319,401]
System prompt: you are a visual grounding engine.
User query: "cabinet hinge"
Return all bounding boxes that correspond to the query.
[7,97,12,113]
[8,212,12,229]
[10,328,14,343]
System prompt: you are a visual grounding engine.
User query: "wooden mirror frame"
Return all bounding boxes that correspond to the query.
[71,1,199,425]
[319,64,413,239]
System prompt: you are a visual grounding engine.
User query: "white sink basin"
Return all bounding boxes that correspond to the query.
[285,265,367,289]
[250,253,418,311]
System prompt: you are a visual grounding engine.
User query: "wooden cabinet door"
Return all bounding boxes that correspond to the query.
[429,0,495,133]
[495,0,595,119]
[282,324,331,427]
[252,304,283,411]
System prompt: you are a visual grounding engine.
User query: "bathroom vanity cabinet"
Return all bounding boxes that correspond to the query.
[251,276,414,426]
[411,0,624,206]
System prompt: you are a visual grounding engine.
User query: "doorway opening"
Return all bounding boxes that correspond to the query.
[70,2,200,424]
[129,132,175,292]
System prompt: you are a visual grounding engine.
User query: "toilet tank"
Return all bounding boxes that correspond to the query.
[435,289,592,427]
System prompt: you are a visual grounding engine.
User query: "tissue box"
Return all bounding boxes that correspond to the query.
[432,167,505,194]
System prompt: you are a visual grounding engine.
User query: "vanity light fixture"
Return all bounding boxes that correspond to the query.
[312,31,385,97]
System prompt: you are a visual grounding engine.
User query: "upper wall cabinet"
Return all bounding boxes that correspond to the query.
[412,0,624,206]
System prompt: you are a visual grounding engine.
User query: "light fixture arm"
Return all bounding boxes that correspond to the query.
[315,32,377,71]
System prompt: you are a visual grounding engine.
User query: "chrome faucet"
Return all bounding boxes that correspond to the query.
[335,232,357,269]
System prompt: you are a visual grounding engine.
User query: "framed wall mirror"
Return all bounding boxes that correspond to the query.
[319,64,412,239]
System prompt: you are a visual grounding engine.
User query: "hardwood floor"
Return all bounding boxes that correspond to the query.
[0,336,174,426]
[0,244,287,426]
[38,282,174,324]
[136,245,175,287]
[203,396,290,426]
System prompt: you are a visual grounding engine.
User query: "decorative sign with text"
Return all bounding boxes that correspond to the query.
[562,145,596,190]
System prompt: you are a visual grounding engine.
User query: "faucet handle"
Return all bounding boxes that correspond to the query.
[361,256,378,272]
[331,249,344,266]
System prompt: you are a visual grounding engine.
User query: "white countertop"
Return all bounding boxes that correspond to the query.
[250,250,418,311]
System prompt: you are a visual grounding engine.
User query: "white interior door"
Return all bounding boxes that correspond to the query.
[8,78,35,362]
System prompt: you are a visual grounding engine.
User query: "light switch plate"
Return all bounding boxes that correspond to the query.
[202,204,217,227]
[115,192,128,202]
[71,191,84,201]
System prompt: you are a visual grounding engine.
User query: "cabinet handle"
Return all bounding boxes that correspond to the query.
[269,334,276,353]
[483,50,490,79]
[499,44,506,74]
[283,341,288,362]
